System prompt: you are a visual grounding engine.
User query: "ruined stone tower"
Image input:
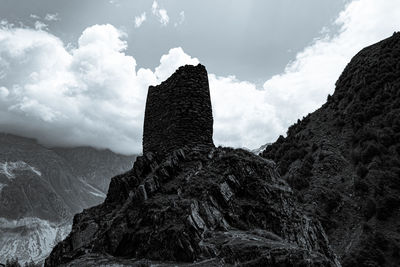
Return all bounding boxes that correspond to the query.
[143,64,214,156]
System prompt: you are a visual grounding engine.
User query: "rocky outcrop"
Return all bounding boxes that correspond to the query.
[143,64,214,156]
[46,65,339,266]
[262,32,400,266]
[46,147,339,267]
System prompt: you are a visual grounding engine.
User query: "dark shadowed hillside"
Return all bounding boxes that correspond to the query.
[262,32,400,267]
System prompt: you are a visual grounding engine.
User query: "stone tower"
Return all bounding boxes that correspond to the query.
[143,64,214,156]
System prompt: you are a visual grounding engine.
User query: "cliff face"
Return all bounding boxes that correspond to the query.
[46,64,339,267]
[143,64,214,156]
[262,32,400,267]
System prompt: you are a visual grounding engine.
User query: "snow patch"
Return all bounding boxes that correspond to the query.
[0,217,71,264]
[251,143,271,155]
[0,161,41,179]
[89,190,106,198]
[79,177,106,198]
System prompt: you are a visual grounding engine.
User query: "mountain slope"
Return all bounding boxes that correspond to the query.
[53,147,134,193]
[0,218,71,264]
[0,133,136,263]
[262,32,400,266]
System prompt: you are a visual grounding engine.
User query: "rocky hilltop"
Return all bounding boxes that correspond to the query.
[262,32,400,266]
[45,64,339,266]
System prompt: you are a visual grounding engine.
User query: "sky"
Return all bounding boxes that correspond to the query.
[0,0,399,155]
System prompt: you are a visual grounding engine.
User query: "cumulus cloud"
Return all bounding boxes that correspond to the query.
[263,0,400,129]
[209,75,284,148]
[134,12,146,28]
[44,13,60,21]
[34,21,47,31]
[154,47,199,81]
[0,0,399,154]
[212,0,400,149]
[151,1,169,26]
[208,0,397,149]
[30,14,40,20]
[0,24,153,154]
[0,23,198,154]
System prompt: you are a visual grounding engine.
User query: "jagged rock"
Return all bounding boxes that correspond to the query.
[46,147,339,267]
[46,65,339,266]
[262,33,400,266]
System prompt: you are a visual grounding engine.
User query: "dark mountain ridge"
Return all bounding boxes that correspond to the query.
[262,32,400,266]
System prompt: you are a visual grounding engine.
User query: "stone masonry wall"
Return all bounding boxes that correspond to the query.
[143,64,214,156]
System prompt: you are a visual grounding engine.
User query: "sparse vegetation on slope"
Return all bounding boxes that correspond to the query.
[262,32,400,267]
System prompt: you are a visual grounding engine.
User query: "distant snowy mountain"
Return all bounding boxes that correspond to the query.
[251,143,271,155]
[0,218,71,264]
[0,133,136,264]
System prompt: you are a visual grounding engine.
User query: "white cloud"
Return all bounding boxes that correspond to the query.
[0,0,399,154]
[0,24,196,154]
[34,21,47,31]
[0,24,148,154]
[158,10,169,26]
[209,75,284,149]
[44,13,60,21]
[151,1,159,14]
[78,24,127,51]
[134,12,146,28]
[263,0,400,129]
[30,14,40,20]
[174,11,185,27]
[151,1,169,26]
[0,87,9,99]
[0,20,13,30]
[154,47,199,81]
[209,0,400,149]
[109,0,120,7]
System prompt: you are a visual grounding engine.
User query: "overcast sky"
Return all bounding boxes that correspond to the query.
[0,0,399,154]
